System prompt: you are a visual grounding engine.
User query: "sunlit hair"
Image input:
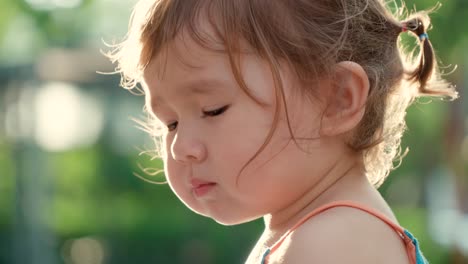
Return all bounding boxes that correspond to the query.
[107,0,457,187]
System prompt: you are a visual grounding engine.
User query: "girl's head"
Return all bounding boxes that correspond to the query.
[109,0,457,224]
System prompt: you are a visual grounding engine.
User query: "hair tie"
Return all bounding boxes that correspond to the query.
[419,33,429,41]
[401,23,408,32]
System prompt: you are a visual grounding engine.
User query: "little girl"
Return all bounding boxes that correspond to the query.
[109,0,457,263]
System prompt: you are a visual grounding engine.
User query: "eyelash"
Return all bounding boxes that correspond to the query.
[166,105,230,132]
[202,105,230,118]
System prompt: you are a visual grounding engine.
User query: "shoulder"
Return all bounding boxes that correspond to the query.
[273,206,411,264]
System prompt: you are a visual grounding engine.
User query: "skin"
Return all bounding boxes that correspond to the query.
[142,31,410,263]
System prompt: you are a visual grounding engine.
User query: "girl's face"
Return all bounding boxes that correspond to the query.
[143,35,339,225]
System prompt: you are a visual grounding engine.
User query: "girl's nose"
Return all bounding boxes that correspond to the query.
[170,132,207,164]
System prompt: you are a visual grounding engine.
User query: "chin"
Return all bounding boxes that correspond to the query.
[185,200,262,226]
[213,219,248,226]
[206,212,261,226]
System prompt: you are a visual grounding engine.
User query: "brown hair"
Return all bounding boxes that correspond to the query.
[108,0,457,186]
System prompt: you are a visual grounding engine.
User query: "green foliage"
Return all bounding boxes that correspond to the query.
[0,141,14,229]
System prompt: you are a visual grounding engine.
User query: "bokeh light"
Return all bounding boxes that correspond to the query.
[34,82,104,152]
[62,237,107,264]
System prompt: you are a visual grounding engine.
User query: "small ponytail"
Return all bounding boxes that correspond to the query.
[400,15,458,99]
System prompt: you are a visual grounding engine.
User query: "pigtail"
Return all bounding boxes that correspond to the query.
[400,15,458,99]
[402,18,432,91]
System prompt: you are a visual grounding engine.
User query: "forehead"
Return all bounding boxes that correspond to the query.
[142,35,234,105]
[142,14,228,81]
[144,31,226,82]
[141,19,281,111]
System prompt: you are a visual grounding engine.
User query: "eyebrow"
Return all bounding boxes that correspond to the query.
[150,78,226,111]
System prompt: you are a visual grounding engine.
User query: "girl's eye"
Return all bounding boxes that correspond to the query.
[167,121,178,132]
[165,105,228,132]
[202,105,230,117]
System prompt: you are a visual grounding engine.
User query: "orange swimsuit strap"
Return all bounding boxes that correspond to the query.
[261,200,426,264]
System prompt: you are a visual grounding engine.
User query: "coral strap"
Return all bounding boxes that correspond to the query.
[262,201,417,264]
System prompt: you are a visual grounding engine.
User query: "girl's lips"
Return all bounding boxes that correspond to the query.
[190,179,217,197]
[193,183,216,197]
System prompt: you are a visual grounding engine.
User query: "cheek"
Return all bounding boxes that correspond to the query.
[162,140,186,197]
[164,157,207,213]
[164,158,183,193]
[217,119,274,177]
[233,112,316,190]
[230,126,290,191]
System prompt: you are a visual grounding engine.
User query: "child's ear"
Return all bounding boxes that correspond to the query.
[320,61,369,137]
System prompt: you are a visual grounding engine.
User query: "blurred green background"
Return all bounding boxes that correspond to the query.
[0,0,467,263]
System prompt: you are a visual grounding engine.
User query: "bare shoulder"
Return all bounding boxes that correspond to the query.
[272,207,411,264]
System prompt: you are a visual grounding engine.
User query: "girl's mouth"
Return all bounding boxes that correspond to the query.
[190,179,217,197]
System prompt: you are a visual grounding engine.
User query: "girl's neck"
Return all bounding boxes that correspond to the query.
[262,156,369,245]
